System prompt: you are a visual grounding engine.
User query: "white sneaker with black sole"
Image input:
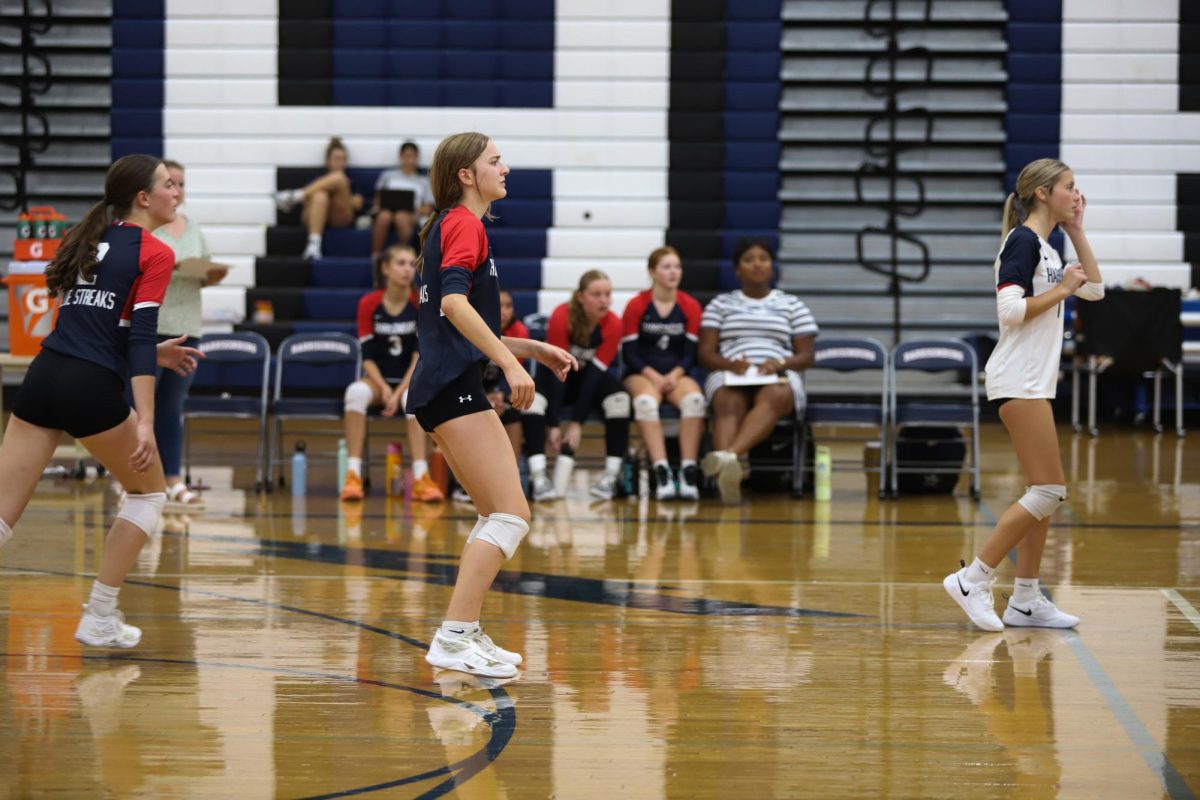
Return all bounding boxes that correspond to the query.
[425,631,518,678]
[1002,594,1079,629]
[942,560,1004,632]
[75,605,142,648]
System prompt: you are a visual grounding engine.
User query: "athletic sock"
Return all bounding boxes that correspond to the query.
[88,581,120,617]
[412,459,429,480]
[346,457,362,477]
[653,459,669,471]
[1012,578,1040,604]
[604,455,622,476]
[964,557,995,584]
[681,459,697,469]
[528,454,547,478]
[440,619,479,639]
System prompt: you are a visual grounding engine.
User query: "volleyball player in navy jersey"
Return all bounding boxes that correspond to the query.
[340,244,443,503]
[621,246,706,500]
[406,132,577,678]
[0,155,202,648]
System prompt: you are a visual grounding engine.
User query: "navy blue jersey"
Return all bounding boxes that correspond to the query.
[43,222,174,379]
[620,289,703,376]
[357,289,419,383]
[406,205,500,412]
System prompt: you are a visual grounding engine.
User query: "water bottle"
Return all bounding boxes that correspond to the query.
[815,445,832,501]
[619,447,638,498]
[336,437,348,492]
[16,213,31,240]
[385,441,404,496]
[291,441,307,497]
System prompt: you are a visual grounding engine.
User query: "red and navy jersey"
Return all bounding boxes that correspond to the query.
[546,304,621,371]
[406,205,500,412]
[620,289,702,376]
[504,318,530,340]
[545,304,622,422]
[43,222,173,379]
[357,289,419,383]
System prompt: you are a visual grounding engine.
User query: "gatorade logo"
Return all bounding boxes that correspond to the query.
[17,284,57,337]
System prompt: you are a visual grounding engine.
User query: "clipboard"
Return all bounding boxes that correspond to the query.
[176,258,226,280]
[379,189,417,213]
[723,366,784,386]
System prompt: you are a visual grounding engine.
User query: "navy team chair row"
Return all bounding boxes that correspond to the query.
[182,331,362,493]
[888,338,981,500]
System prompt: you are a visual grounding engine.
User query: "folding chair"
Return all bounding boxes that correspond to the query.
[889,338,980,500]
[183,332,271,492]
[797,337,889,499]
[267,332,362,488]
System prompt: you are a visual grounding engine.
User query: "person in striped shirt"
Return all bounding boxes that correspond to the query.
[697,238,818,503]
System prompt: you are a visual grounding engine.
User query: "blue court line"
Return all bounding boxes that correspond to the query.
[0,564,514,799]
[1060,632,1196,800]
[19,503,1200,531]
[977,498,1194,799]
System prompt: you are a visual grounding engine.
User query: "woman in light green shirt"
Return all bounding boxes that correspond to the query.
[152,160,226,508]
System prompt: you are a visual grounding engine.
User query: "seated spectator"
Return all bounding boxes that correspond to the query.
[622,246,705,501]
[274,137,364,261]
[698,238,818,504]
[340,245,443,503]
[523,270,631,501]
[371,141,434,258]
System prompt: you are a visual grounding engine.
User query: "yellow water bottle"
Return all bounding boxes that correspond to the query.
[815,445,832,501]
[385,442,403,497]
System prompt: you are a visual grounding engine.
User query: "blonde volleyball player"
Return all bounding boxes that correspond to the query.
[944,158,1105,631]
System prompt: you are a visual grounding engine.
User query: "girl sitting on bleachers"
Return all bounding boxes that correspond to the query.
[274,137,364,261]
[621,246,705,500]
[340,244,443,503]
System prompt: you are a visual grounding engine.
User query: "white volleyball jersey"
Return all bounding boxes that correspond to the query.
[984,226,1065,400]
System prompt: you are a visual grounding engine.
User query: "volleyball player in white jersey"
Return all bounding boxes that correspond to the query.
[944,159,1104,632]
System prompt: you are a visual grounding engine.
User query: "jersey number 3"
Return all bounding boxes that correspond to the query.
[388,335,403,357]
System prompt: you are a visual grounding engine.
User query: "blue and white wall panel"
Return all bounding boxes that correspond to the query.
[155,0,671,320]
[1059,0,1194,289]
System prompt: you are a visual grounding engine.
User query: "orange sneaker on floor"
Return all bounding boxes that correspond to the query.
[412,474,445,502]
[340,472,364,502]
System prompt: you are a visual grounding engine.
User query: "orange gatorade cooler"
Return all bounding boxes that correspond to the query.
[3,261,59,355]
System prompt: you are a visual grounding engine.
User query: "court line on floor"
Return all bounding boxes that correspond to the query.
[0,564,514,800]
[18,504,1200,531]
[1061,632,1196,800]
[977,498,1194,800]
[1161,588,1200,632]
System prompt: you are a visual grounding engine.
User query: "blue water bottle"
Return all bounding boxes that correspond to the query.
[291,440,308,497]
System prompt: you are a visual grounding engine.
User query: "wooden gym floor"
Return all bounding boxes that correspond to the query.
[0,424,1197,799]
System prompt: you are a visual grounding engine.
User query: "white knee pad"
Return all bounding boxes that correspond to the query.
[344,380,372,415]
[523,392,548,416]
[679,392,707,419]
[0,518,11,548]
[117,492,166,537]
[1017,484,1066,521]
[633,394,660,422]
[602,391,631,419]
[465,514,488,545]
[473,512,530,559]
